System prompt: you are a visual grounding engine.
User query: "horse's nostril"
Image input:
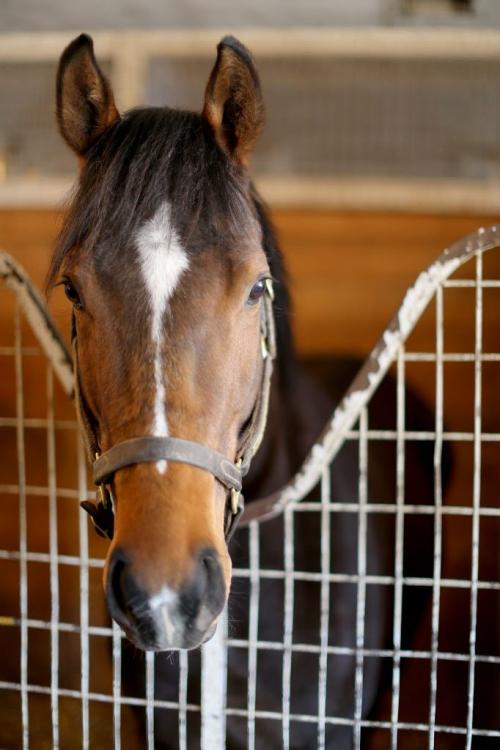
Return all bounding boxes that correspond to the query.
[199,547,221,581]
[179,546,226,623]
[106,548,130,626]
[106,548,157,646]
[198,547,226,613]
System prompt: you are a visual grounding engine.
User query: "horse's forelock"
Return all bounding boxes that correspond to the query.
[46,106,253,290]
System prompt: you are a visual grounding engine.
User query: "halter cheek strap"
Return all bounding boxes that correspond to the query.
[74,282,275,542]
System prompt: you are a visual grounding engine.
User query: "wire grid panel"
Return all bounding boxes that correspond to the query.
[0,253,207,749]
[1,228,500,749]
[3,49,500,183]
[223,229,500,749]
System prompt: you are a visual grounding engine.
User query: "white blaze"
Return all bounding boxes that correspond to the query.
[136,202,189,473]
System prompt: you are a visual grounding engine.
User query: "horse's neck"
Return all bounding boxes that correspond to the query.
[244,360,333,501]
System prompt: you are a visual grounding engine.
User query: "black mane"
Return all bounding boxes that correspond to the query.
[49,107,253,283]
[251,192,295,388]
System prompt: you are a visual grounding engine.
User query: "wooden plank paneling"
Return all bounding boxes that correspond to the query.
[2,208,499,356]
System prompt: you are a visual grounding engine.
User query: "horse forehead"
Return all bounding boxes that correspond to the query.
[135,201,190,313]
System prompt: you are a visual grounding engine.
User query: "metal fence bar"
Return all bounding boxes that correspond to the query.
[465,251,484,748]
[15,301,29,750]
[1,673,498,737]
[4,418,500,439]
[353,407,368,749]
[0,679,198,710]
[2,601,500,661]
[390,345,406,749]
[428,283,445,749]
[201,607,227,750]
[178,650,188,750]
[112,622,122,750]
[247,521,260,750]
[444,279,500,287]
[317,468,331,750]
[2,669,500,736]
[46,365,60,749]
[224,640,500,665]
[2,547,499,588]
[145,651,155,749]
[282,507,295,750]
[3,617,500,662]
[77,436,90,750]
[4,493,500,519]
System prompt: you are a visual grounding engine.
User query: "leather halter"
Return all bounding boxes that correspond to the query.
[74,281,276,542]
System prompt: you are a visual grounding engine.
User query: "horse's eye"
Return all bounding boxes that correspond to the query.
[247,278,266,306]
[63,279,83,309]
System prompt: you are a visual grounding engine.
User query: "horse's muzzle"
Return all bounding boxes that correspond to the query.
[106,546,226,650]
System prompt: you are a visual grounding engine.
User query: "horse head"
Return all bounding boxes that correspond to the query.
[50,33,274,650]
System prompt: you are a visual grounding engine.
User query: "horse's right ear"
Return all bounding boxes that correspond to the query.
[56,34,119,157]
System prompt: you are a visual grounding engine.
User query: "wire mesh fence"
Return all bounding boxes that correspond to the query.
[0,227,499,748]
[3,53,500,182]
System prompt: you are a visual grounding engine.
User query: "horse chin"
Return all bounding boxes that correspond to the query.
[120,613,220,652]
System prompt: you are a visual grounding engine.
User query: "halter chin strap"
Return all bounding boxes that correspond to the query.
[74,281,276,542]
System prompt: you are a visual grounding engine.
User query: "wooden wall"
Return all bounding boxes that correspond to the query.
[2,207,499,356]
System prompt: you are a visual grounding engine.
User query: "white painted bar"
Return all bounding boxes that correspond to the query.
[281,507,295,750]
[465,252,484,749]
[200,607,227,750]
[112,623,122,750]
[247,522,260,750]
[4,175,500,215]
[46,365,60,749]
[353,407,368,749]
[145,651,155,749]
[317,468,331,750]
[77,436,90,750]
[428,284,445,749]
[2,28,500,62]
[178,651,188,750]
[390,346,405,749]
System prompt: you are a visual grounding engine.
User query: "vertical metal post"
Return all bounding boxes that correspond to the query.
[201,606,228,750]
[145,651,155,749]
[112,623,122,750]
[429,284,445,748]
[15,301,29,750]
[317,468,331,750]
[77,436,90,750]
[247,522,260,750]
[353,407,368,749]
[466,251,483,749]
[47,365,59,749]
[178,650,188,750]
[282,507,294,750]
[390,345,406,748]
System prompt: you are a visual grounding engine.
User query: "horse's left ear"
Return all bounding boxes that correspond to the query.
[56,33,119,157]
[202,36,264,168]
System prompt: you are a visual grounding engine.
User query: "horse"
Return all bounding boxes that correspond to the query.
[49,34,436,748]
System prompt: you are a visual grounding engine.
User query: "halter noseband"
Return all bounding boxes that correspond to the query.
[74,281,275,542]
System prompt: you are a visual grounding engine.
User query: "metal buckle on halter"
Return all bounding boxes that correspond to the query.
[224,458,244,542]
[265,278,275,301]
[260,334,269,360]
[80,488,115,539]
[231,459,243,515]
[80,453,115,539]
[260,279,274,360]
